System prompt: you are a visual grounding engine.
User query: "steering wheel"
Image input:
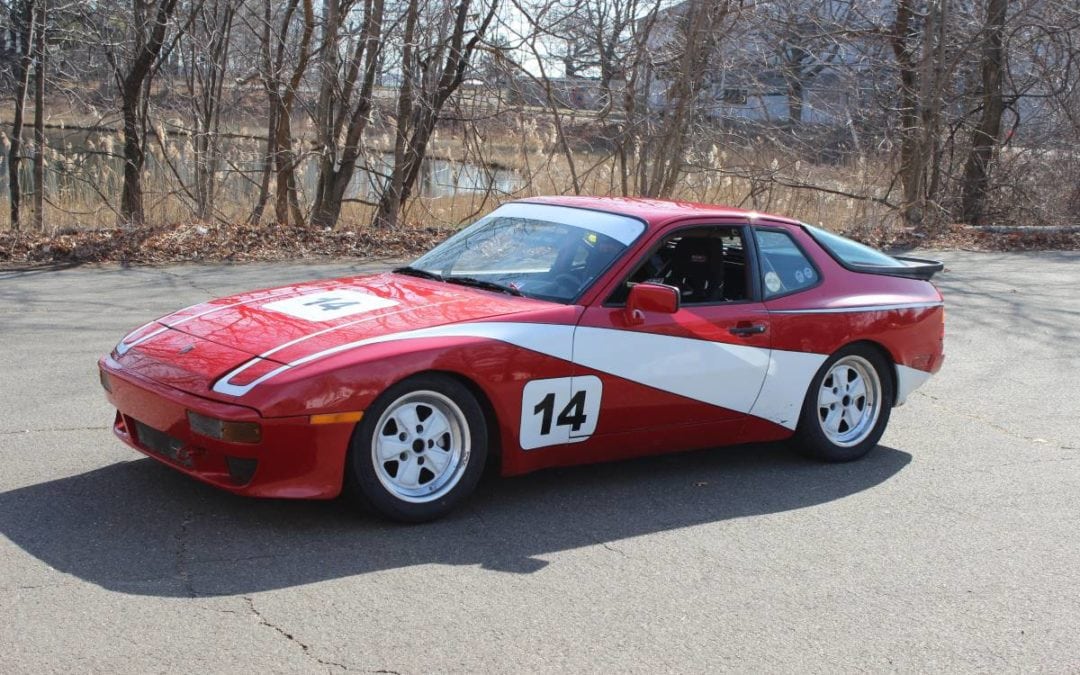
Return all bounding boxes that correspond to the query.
[551,273,584,296]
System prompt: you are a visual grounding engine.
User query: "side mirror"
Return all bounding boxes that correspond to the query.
[625,282,680,325]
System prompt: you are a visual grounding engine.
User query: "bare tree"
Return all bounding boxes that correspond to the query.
[634,0,744,197]
[762,0,848,126]
[103,0,186,225]
[309,0,386,229]
[957,0,1007,226]
[246,0,313,226]
[5,0,34,231]
[184,0,239,221]
[372,0,499,228]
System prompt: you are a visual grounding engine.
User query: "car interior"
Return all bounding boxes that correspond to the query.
[611,227,749,304]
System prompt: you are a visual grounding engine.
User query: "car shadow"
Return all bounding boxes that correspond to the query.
[0,443,910,597]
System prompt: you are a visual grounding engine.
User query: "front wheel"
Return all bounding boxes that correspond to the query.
[792,345,894,462]
[347,374,488,522]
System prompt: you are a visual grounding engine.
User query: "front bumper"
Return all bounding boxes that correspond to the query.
[99,357,354,499]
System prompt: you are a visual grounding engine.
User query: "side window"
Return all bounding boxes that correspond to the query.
[609,226,749,305]
[754,229,818,298]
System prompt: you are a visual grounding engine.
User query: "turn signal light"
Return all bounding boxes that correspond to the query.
[309,411,364,425]
[187,411,262,444]
[99,369,112,393]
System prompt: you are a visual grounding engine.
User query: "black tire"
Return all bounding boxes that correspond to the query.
[346,373,488,523]
[792,344,894,462]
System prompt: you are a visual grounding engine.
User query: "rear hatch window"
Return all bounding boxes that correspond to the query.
[804,225,943,280]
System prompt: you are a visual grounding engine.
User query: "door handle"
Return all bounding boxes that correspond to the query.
[729,323,767,336]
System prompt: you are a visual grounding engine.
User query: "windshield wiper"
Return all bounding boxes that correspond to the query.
[444,276,524,297]
[393,266,444,282]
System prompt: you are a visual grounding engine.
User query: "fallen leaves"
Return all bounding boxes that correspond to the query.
[0,221,455,266]
[868,223,1080,252]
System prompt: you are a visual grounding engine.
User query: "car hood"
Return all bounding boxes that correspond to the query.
[115,273,552,391]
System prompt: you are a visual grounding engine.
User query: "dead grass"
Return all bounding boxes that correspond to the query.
[5,111,1077,259]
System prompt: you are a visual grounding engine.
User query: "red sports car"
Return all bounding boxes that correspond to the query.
[99,197,944,521]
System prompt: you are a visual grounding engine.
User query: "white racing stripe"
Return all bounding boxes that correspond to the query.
[213,322,577,397]
[770,301,943,314]
[571,327,773,418]
[750,350,829,428]
[211,320,859,430]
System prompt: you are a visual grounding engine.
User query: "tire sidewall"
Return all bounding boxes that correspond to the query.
[796,344,895,462]
[348,374,488,522]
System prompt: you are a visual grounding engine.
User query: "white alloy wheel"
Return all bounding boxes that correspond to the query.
[816,355,882,448]
[371,390,471,503]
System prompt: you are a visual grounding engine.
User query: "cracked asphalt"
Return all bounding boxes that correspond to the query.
[1,252,1078,672]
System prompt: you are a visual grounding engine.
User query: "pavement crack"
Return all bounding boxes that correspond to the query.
[601,542,628,558]
[245,596,349,671]
[156,268,217,296]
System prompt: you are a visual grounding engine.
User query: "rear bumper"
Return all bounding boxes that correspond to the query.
[99,357,354,499]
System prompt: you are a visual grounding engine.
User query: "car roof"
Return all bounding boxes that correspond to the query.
[519,195,802,229]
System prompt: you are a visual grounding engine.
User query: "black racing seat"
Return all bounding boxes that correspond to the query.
[666,237,725,302]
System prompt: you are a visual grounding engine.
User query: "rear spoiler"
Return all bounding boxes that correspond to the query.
[848,256,944,281]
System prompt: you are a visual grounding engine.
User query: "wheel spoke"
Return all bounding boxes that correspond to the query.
[394,404,422,436]
[823,406,843,434]
[396,455,422,488]
[841,406,858,428]
[848,377,867,401]
[377,437,411,462]
[819,387,840,406]
[833,365,850,386]
[424,447,451,475]
[421,412,450,443]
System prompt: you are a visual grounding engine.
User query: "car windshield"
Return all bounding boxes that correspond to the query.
[401,203,646,303]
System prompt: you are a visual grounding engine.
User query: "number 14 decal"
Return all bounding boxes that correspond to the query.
[519,376,603,450]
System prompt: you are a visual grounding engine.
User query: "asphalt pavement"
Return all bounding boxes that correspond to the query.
[1,252,1078,672]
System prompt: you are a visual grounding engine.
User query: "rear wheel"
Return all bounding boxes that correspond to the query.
[793,345,893,462]
[347,374,488,522]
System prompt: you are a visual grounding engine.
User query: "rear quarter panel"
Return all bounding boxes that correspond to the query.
[764,224,945,376]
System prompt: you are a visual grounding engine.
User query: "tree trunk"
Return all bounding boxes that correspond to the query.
[372,0,419,230]
[32,0,45,230]
[117,0,181,226]
[787,78,804,126]
[246,101,278,225]
[247,0,277,225]
[959,0,1007,226]
[119,93,147,226]
[892,0,925,225]
[265,0,313,226]
[7,0,34,232]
